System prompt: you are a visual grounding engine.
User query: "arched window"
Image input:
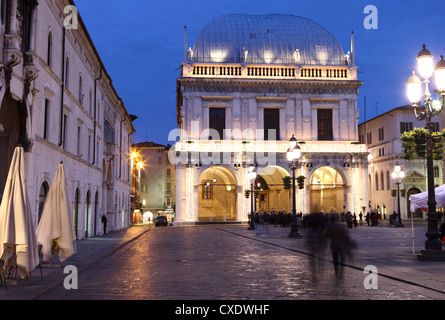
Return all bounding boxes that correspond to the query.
[386,171,390,190]
[375,173,379,191]
[380,171,384,191]
[47,32,52,67]
[38,182,49,223]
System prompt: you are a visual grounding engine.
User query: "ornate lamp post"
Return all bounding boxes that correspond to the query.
[287,135,302,238]
[391,162,405,226]
[247,164,257,230]
[406,44,445,260]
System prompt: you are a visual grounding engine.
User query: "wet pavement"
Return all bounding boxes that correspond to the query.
[0,221,444,301]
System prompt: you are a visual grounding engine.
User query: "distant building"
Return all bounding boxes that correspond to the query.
[132,142,176,223]
[358,105,443,220]
[0,0,135,238]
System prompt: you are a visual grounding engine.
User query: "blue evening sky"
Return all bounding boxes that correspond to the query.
[74,0,445,145]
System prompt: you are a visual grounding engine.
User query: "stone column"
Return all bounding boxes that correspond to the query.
[175,164,186,223]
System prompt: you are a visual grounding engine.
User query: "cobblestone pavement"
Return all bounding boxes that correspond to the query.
[20,222,445,301]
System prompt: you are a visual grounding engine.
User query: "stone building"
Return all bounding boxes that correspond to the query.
[0,0,135,238]
[174,14,369,224]
[359,105,443,220]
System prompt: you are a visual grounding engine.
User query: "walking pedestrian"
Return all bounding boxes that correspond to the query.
[346,211,353,229]
[254,212,261,235]
[306,213,327,278]
[263,210,270,235]
[440,222,445,244]
[326,213,356,278]
[102,214,108,234]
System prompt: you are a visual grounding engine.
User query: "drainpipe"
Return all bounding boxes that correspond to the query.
[58,27,66,147]
[93,65,102,164]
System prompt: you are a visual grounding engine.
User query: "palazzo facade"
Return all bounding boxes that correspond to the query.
[0,0,135,238]
[174,14,369,224]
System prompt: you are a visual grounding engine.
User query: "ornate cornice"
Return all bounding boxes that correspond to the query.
[178,77,362,95]
[256,96,288,103]
[309,97,341,103]
[201,95,234,101]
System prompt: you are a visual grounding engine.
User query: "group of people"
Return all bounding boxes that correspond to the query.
[251,209,301,235]
[250,210,357,278]
[303,212,357,278]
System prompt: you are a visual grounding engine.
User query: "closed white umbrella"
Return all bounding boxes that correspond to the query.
[0,146,39,278]
[36,162,76,263]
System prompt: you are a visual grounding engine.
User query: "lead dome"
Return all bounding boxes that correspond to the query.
[190,13,346,66]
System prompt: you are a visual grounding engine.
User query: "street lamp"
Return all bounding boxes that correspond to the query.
[247,164,257,230]
[391,162,405,226]
[406,44,445,259]
[287,135,302,238]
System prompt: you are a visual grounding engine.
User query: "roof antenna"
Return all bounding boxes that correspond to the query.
[184,25,187,62]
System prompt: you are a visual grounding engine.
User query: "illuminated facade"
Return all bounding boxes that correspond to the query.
[174,14,368,224]
[0,0,135,238]
[359,106,443,220]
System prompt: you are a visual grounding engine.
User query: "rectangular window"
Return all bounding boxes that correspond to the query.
[317,109,333,141]
[209,108,225,140]
[432,122,440,132]
[202,181,212,199]
[166,182,171,192]
[43,99,49,140]
[400,122,413,134]
[378,127,384,141]
[264,108,280,140]
[367,132,372,145]
[166,168,171,177]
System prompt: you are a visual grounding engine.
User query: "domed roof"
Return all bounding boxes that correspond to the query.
[191,14,346,66]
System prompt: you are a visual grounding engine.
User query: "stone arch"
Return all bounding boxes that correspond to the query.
[256,165,291,212]
[0,93,28,199]
[197,165,237,222]
[309,166,346,213]
[38,181,50,224]
[85,189,91,238]
[94,190,99,236]
[74,187,80,239]
[407,187,423,219]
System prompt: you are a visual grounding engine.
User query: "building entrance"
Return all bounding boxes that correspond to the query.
[198,166,237,222]
[309,166,345,213]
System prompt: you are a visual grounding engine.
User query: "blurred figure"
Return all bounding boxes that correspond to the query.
[254,212,262,235]
[440,222,445,245]
[326,213,356,278]
[306,213,327,279]
[263,210,270,235]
